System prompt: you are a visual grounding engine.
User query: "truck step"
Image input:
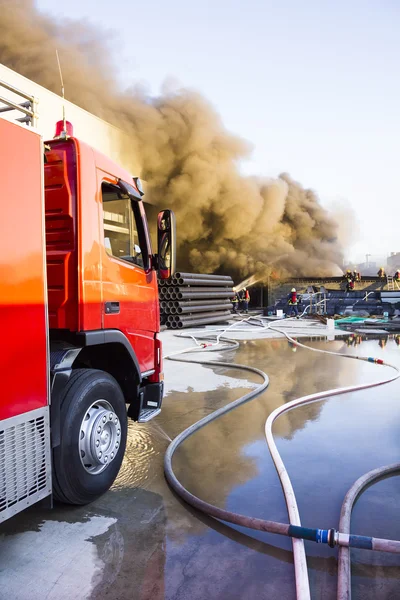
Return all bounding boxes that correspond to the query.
[138,408,161,423]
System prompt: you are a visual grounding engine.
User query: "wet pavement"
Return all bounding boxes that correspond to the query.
[1,332,400,599]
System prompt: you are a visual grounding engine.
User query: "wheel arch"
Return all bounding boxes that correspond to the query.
[50,330,142,447]
[72,341,140,405]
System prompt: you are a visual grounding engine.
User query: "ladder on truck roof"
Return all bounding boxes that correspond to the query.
[0,79,37,126]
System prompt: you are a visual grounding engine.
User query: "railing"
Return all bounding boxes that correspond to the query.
[363,290,375,301]
[0,79,37,126]
[284,276,386,284]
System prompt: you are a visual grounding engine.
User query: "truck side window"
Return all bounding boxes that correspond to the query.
[102,183,144,268]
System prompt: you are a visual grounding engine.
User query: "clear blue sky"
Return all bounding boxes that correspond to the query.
[37,0,400,263]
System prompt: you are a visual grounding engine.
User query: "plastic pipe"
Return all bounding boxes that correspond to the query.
[177,310,232,322]
[175,272,233,281]
[177,302,232,314]
[177,291,235,300]
[172,286,234,293]
[177,278,234,287]
[176,313,232,328]
[177,299,233,307]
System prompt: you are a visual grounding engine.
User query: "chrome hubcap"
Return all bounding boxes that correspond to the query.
[79,400,121,474]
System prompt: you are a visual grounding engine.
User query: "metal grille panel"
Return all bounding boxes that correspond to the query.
[0,407,51,522]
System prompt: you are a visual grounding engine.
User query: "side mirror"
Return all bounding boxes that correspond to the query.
[157,209,176,279]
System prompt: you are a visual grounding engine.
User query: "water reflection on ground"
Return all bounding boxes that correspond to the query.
[1,335,400,600]
[93,334,400,600]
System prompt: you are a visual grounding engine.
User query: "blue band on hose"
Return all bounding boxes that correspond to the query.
[288,525,329,543]
[317,529,329,544]
[367,357,375,363]
[349,535,373,549]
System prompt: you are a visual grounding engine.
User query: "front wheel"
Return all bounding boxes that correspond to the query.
[52,369,128,505]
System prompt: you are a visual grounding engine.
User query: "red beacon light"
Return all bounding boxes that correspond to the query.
[54,120,74,138]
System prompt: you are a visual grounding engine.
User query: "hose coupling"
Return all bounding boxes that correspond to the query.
[327,528,337,548]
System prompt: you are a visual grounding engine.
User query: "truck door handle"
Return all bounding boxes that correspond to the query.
[105,301,120,314]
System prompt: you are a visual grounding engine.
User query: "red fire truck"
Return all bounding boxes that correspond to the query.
[0,80,176,522]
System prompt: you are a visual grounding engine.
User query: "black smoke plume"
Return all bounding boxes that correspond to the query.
[0,0,345,278]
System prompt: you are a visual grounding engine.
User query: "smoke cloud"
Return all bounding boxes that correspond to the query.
[0,0,344,278]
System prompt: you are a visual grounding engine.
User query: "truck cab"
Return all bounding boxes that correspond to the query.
[45,133,166,417]
[0,81,176,519]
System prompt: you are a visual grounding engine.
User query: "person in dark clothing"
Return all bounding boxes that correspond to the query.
[343,270,353,290]
[242,288,250,313]
[237,290,244,311]
[287,288,299,317]
[231,293,239,313]
[343,269,352,282]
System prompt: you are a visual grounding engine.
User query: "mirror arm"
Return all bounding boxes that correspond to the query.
[152,253,159,270]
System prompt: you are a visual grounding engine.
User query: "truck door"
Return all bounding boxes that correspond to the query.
[100,180,158,374]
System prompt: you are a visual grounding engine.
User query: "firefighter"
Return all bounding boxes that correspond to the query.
[343,270,352,290]
[288,287,299,317]
[231,293,239,313]
[394,270,400,282]
[355,334,362,346]
[343,269,352,282]
[377,267,385,278]
[353,269,360,282]
[346,278,355,292]
[238,289,245,312]
[242,288,250,313]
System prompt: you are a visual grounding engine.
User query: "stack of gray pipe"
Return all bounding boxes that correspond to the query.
[159,272,234,329]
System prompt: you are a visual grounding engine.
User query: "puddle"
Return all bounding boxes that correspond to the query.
[1,334,400,599]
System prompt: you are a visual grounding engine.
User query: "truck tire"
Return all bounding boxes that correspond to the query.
[52,369,128,505]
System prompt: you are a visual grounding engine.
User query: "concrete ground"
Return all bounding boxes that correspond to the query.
[1,317,399,600]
